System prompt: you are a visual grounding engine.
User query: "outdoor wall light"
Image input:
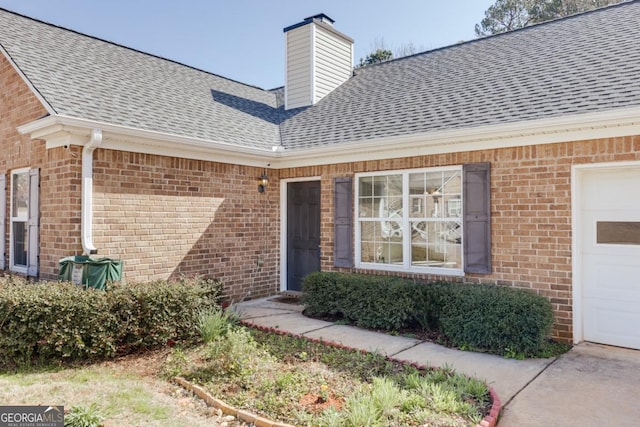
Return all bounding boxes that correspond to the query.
[258,171,269,193]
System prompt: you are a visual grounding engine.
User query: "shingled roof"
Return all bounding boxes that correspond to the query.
[2,1,640,152]
[0,9,282,149]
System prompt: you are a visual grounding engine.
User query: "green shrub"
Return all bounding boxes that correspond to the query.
[0,282,118,366]
[303,272,418,330]
[197,307,239,343]
[0,276,223,368]
[300,271,346,317]
[439,284,553,356]
[64,403,104,427]
[302,272,554,356]
[109,278,222,350]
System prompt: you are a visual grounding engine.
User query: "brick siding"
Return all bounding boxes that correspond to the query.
[91,150,280,301]
[281,136,640,342]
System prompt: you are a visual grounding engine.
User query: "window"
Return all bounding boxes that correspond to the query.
[10,168,38,275]
[356,166,463,275]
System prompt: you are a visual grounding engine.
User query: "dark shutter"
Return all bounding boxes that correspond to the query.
[27,168,39,277]
[463,162,491,274]
[334,177,353,267]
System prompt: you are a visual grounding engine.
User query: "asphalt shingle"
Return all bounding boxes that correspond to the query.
[2,1,640,151]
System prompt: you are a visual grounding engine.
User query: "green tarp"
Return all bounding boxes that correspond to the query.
[58,256,123,290]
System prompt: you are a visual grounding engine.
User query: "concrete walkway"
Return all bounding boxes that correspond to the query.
[235,297,640,426]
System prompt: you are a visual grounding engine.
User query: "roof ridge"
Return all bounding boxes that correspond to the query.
[0,6,273,94]
[355,0,637,73]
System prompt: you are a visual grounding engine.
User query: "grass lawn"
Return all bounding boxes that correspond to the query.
[0,350,233,426]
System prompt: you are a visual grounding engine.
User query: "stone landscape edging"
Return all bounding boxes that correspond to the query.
[172,376,295,427]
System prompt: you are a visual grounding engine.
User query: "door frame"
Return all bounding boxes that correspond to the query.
[572,160,640,345]
[279,176,322,292]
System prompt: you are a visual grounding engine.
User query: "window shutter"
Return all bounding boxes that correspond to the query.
[463,162,491,274]
[0,174,5,271]
[334,177,353,267]
[27,168,39,277]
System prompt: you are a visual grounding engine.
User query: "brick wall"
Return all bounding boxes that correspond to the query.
[280,136,640,342]
[91,150,279,301]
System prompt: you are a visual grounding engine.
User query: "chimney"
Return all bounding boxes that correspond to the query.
[283,14,354,110]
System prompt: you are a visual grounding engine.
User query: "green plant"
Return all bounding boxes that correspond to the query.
[196,307,238,343]
[439,284,553,356]
[64,403,104,427]
[344,387,384,427]
[302,272,555,357]
[0,276,224,368]
[203,327,275,383]
[303,272,419,330]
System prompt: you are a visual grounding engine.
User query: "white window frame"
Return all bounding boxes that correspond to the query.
[355,165,464,276]
[10,167,30,274]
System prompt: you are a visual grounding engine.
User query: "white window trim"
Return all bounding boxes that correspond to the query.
[355,166,464,277]
[10,167,30,274]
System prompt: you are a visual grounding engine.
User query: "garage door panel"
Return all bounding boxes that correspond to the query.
[581,166,640,350]
[583,170,640,210]
[583,300,640,349]
[583,256,640,300]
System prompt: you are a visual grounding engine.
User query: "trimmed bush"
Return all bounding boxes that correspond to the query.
[0,282,117,366]
[302,272,418,330]
[439,284,553,356]
[0,276,223,368]
[302,272,554,356]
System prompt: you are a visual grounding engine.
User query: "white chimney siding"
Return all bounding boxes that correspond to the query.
[284,15,353,110]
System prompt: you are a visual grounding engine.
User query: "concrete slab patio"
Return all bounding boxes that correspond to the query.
[234,297,640,427]
[499,342,640,426]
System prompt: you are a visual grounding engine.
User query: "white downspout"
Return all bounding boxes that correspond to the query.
[81,128,102,255]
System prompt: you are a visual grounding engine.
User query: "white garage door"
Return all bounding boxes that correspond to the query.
[581,167,640,350]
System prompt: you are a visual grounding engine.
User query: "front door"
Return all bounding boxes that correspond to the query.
[287,181,321,291]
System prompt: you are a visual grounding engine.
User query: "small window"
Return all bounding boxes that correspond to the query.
[597,221,640,245]
[10,169,30,273]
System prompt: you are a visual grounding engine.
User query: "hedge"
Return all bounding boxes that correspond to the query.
[0,277,223,368]
[302,272,553,356]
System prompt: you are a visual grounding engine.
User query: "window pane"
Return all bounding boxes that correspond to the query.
[13,222,28,267]
[445,197,462,218]
[411,220,461,268]
[359,221,403,264]
[442,170,462,195]
[409,173,425,195]
[597,222,640,245]
[12,172,29,218]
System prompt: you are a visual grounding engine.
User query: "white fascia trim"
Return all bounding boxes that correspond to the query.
[17,106,640,170]
[0,45,56,116]
[17,115,275,168]
[273,106,640,168]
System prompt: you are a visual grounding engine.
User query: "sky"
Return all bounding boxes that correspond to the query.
[0,0,496,89]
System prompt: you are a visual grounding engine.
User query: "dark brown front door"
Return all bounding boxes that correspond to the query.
[287,181,321,291]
